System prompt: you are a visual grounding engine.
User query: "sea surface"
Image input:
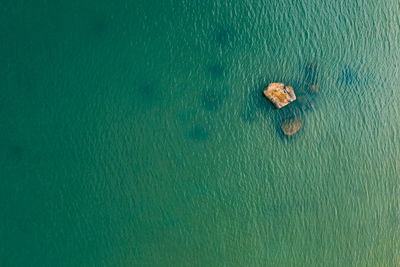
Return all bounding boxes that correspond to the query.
[1,0,400,266]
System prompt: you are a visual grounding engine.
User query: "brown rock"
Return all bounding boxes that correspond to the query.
[280,118,302,136]
[263,83,296,109]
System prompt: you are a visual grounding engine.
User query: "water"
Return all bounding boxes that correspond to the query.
[1,0,400,266]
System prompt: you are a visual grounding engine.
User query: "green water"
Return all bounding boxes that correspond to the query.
[1,0,400,266]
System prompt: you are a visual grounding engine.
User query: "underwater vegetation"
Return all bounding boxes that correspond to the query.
[303,63,320,86]
[202,91,223,111]
[208,63,226,79]
[294,92,317,113]
[201,86,229,111]
[215,26,235,47]
[8,144,24,160]
[295,62,321,111]
[340,66,359,86]
[298,63,321,96]
[240,104,258,123]
[89,14,110,39]
[177,110,197,124]
[92,20,108,37]
[186,125,210,142]
[136,83,159,108]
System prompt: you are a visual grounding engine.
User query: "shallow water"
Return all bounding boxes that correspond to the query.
[1,0,400,266]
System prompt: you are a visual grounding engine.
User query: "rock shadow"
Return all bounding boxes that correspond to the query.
[240,89,272,123]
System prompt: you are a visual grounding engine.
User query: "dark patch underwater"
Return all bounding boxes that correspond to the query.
[201,85,229,111]
[208,63,226,79]
[340,67,359,86]
[135,83,161,108]
[186,125,210,142]
[215,26,235,47]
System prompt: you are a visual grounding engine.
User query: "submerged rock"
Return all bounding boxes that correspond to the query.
[202,91,222,111]
[309,84,319,94]
[91,16,109,38]
[340,67,359,86]
[296,94,315,112]
[187,125,209,141]
[215,27,234,46]
[304,63,318,83]
[202,86,229,111]
[240,103,258,123]
[302,63,321,94]
[208,63,225,78]
[137,83,159,108]
[263,83,296,109]
[280,117,302,136]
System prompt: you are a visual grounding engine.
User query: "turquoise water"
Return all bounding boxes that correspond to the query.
[1,0,400,266]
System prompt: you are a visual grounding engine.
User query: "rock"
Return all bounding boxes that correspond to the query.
[263,83,296,109]
[280,117,302,136]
